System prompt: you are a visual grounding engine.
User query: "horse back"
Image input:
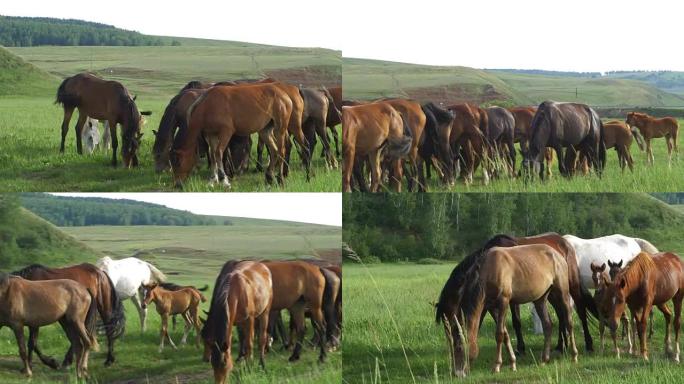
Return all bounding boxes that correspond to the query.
[263,260,325,311]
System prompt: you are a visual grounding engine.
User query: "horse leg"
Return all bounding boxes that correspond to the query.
[673,294,683,363]
[548,297,568,352]
[256,135,265,172]
[59,106,75,153]
[291,125,311,181]
[667,134,674,165]
[12,326,31,376]
[533,296,553,364]
[646,139,654,165]
[510,303,526,355]
[180,312,191,345]
[574,299,594,352]
[492,299,512,373]
[657,303,674,358]
[258,127,280,186]
[28,327,59,369]
[108,120,119,167]
[247,316,256,361]
[287,303,306,362]
[638,305,651,360]
[369,150,382,192]
[330,126,341,158]
[130,293,147,333]
[257,311,270,369]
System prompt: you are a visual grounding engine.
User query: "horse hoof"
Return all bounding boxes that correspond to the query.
[492,365,501,373]
[288,355,300,362]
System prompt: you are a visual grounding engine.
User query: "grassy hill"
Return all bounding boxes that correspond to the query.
[343,57,684,107]
[0,46,57,96]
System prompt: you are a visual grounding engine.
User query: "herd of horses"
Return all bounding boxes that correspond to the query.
[342,98,680,192]
[0,256,341,384]
[55,72,342,188]
[435,233,683,377]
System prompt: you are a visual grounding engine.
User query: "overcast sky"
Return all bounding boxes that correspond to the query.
[52,193,341,227]
[4,0,682,72]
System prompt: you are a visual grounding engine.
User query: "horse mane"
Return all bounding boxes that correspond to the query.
[180,80,206,92]
[615,252,655,288]
[435,234,517,323]
[121,95,141,150]
[11,263,48,278]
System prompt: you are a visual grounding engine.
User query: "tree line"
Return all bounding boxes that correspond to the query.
[21,194,231,226]
[0,16,178,47]
[343,193,684,263]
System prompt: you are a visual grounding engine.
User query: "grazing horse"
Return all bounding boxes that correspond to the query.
[0,273,97,378]
[447,103,489,185]
[201,260,273,384]
[342,103,412,192]
[11,263,124,367]
[263,260,328,363]
[55,72,151,167]
[604,252,684,361]
[591,262,636,355]
[82,117,112,154]
[421,102,454,185]
[171,83,293,188]
[509,106,554,177]
[607,259,657,340]
[523,101,605,178]
[142,284,206,352]
[436,244,578,377]
[96,256,166,333]
[577,121,635,173]
[626,112,679,164]
[323,86,342,158]
[300,88,336,169]
[484,106,516,177]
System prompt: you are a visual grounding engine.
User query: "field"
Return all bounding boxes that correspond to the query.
[0,42,341,192]
[343,262,684,384]
[0,224,342,383]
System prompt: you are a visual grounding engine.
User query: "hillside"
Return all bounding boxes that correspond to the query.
[0,46,57,96]
[343,193,684,262]
[0,195,100,269]
[343,57,684,107]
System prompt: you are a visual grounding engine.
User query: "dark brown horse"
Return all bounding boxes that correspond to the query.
[12,263,124,367]
[421,102,455,185]
[171,83,293,188]
[485,106,516,178]
[56,72,151,167]
[626,112,679,164]
[324,86,342,158]
[0,273,98,378]
[523,101,605,178]
[604,252,684,361]
[447,103,489,185]
[201,260,273,384]
[437,243,577,377]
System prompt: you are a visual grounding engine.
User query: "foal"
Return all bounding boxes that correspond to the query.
[591,262,635,356]
[142,284,206,352]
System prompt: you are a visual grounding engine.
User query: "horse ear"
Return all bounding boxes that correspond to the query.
[141,111,153,116]
[133,95,138,101]
[600,263,606,271]
[607,260,614,268]
[617,260,623,268]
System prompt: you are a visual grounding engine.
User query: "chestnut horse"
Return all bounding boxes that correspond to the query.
[447,103,489,185]
[0,273,98,378]
[324,86,342,158]
[56,72,151,167]
[171,83,293,188]
[437,244,577,377]
[202,260,273,384]
[11,263,124,367]
[605,252,684,361]
[626,112,679,164]
[142,283,206,352]
[342,103,412,192]
[577,120,634,173]
[591,262,635,356]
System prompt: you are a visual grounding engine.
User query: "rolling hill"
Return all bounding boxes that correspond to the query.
[0,46,57,96]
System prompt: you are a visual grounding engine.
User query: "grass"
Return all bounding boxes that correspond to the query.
[0,224,341,383]
[343,262,684,384]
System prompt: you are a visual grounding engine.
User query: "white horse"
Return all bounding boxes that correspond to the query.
[81,118,112,154]
[530,234,659,334]
[96,256,166,333]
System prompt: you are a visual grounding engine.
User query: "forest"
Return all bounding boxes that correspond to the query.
[342,193,684,263]
[0,16,172,46]
[20,193,230,226]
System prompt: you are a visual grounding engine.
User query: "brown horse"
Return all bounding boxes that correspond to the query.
[604,252,684,361]
[421,102,455,185]
[576,120,634,173]
[447,103,489,185]
[0,273,98,378]
[342,103,412,192]
[591,262,636,356]
[171,83,293,188]
[263,260,328,362]
[201,260,273,384]
[11,263,124,367]
[626,112,679,164]
[437,244,577,377]
[142,284,206,352]
[324,86,342,158]
[509,106,554,177]
[606,259,655,339]
[56,72,151,167]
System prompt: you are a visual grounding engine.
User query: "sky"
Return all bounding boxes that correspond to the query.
[52,193,341,227]
[4,0,683,72]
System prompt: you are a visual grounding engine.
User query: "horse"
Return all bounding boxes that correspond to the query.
[626,112,679,164]
[522,101,605,178]
[171,83,293,189]
[82,117,112,154]
[577,120,635,173]
[201,260,273,384]
[300,87,336,170]
[142,283,206,352]
[263,260,329,363]
[591,262,635,356]
[604,252,684,361]
[96,256,166,333]
[55,72,152,167]
[446,103,489,185]
[607,259,657,340]
[421,102,454,185]
[0,273,98,378]
[484,106,516,178]
[323,86,342,158]
[509,106,554,177]
[342,103,412,192]
[436,244,577,377]
[11,263,124,367]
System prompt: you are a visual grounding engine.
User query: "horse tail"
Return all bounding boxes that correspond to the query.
[321,87,341,122]
[180,90,209,145]
[197,290,207,303]
[197,284,209,292]
[320,268,337,342]
[146,262,167,283]
[85,291,100,351]
[634,238,659,254]
[100,270,126,340]
[597,117,606,172]
[386,111,413,159]
[55,76,79,108]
